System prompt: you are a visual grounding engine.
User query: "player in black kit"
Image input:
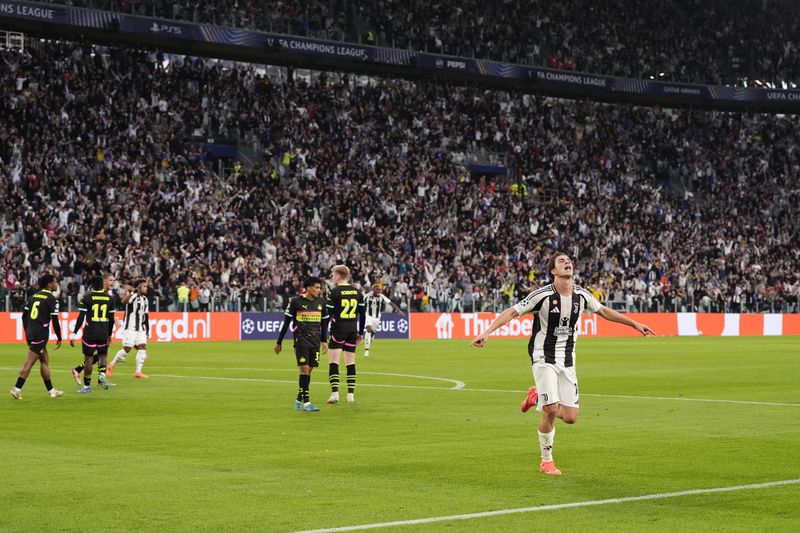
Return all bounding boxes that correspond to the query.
[9,274,64,400]
[274,277,329,411]
[324,265,365,404]
[69,274,116,393]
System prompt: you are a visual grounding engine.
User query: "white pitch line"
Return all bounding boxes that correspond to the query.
[582,393,800,408]
[293,478,800,533]
[154,374,464,393]
[461,386,800,408]
[365,372,464,390]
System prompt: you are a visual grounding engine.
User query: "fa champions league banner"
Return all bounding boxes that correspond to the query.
[239,313,410,341]
[0,0,412,64]
[2,0,797,107]
[408,312,800,340]
[0,1,67,23]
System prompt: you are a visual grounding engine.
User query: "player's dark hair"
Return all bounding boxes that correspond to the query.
[303,276,322,288]
[546,252,569,277]
[39,274,55,288]
[91,276,104,291]
[133,278,147,287]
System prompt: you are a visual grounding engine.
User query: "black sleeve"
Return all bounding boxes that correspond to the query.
[52,317,62,342]
[22,305,29,331]
[108,310,115,338]
[321,305,330,342]
[276,315,292,344]
[72,310,86,334]
[357,294,366,336]
[277,299,294,344]
[144,313,149,335]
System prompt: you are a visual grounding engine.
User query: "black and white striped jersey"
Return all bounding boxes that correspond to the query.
[364,293,391,318]
[123,294,149,332]
[512,284,602,367]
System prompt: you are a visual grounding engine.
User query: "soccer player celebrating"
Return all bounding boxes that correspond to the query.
[9,274,64,399]
[363,283,405,357]
[274,276,328,412]
[325,265,365,404]
[69,275,115,393]
[107,278,150,379]
[470,252,655,475]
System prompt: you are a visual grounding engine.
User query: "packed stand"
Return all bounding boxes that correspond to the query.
[0,42,798,315]
[41,0,800,86]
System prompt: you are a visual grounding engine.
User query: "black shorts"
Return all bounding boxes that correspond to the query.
[329,331,358,352]
[82,339,110,358]
[294,345,320,367]
[27,338,48,355]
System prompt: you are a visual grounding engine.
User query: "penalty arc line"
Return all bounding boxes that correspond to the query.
[153,374,464,392]
[292,478,800,533]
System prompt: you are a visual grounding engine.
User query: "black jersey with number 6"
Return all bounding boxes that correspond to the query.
[24,289,59,342]
[326,284,365,336]
[78,291,115,340]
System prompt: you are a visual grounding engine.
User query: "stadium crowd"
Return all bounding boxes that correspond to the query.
[1,42,798,314]
[42,0,800,85]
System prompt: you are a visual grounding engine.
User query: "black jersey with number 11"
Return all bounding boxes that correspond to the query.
[78,291,115,340]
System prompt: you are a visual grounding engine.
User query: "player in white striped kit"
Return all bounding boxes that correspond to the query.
[471,252,654,475]
[362,284,405,357]
[107,279,151,379]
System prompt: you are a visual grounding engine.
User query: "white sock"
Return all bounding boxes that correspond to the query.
[538,429,555,462]
[111,349,127,366]
[135,350,147,373]
[365,332,373,349]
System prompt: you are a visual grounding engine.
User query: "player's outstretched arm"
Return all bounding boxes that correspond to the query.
[470,307,520,348]
[597,306,655,336]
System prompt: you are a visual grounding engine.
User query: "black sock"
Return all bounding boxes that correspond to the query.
[44,379,53,391]
[83,375,91,387]
[15,377,25,389]
[329,363,339,392]
[346,364,356,394]
[74,364,84,373]
[98,365,107,381]
[299,374,311,403]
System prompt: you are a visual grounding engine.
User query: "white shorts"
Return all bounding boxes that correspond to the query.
[122,330,148,348]
[532,362,579,411]
[365,316,380,332]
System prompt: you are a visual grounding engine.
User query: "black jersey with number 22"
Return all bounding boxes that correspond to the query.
[326,284,365,335]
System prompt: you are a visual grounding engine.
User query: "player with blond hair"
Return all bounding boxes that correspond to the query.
[324,265,365,404]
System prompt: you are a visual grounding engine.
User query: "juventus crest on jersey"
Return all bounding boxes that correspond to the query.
[124,294,149,332]
[513,284,602,367]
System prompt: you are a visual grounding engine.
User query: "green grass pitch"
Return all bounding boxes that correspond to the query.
[2,336,800,532]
